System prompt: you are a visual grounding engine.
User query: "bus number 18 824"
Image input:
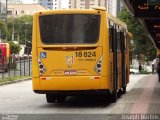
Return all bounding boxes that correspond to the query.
[75,51,96,57]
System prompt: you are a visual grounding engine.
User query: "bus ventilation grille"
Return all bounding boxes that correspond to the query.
[94,56,102,75]
[38,57,46,75]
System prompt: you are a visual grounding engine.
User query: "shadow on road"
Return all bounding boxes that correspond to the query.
[39,94,125,109]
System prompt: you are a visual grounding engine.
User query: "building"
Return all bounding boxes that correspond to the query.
[68,0,124,17]
[35,0,61,9]
[7,4,48,17]
[0,2,6,19]
[68,0,108,9]
[8,0,22,4]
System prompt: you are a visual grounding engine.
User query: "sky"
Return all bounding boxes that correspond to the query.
[22,0,69,8]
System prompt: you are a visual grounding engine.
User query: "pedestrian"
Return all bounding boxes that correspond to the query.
[138,63,142,74]
[152,58,158,73]
[157,61,160,82]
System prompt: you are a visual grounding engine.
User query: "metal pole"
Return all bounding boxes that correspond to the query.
[5,0,8,24]
[24,57,25,76]
[20,56,21,76]
[29,55,30,76]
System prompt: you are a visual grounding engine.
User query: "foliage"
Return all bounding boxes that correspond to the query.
[6,41,21,54]
[10,60,17,69]
[0,19,8,39]
[7,15,33,44]
[0,76,31,83]
[118,8,156,62]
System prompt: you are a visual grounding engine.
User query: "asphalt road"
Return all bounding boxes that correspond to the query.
[0,74,160,120]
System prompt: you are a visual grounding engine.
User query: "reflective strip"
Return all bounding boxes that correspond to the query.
[38,57,46,75]
[94,56,102,74]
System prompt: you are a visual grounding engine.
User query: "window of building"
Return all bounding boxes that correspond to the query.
[7,10,12,15]
[21,10,24,14]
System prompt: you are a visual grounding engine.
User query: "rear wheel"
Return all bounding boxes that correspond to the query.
[121,86,126,94]
[46,94,66,103]
[110,90,117,102]
[46,94,56,103]
[56,96,66,103]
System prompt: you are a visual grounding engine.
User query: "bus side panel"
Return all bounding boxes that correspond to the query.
[100,11,110,90]
[126,33,131,84]
[117,52,122,89]
[109,52,114,91]
[33,78,41,90]
[32,13,41,90]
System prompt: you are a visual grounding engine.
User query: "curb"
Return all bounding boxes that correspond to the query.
[0,77,32,86]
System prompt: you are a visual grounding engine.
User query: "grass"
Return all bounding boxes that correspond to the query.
[0,76,31,84]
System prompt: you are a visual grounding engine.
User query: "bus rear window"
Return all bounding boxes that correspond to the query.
[39,14,100,44]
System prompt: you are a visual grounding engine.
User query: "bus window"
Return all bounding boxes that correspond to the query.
[109,26,114,51]
[113,25,118,52]
[39,14,100,44]
[117,31,121,52]
[121,30,126,52]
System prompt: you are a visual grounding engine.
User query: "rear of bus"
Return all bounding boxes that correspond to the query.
[32,8,109,102]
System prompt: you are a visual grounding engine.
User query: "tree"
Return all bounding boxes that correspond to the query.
[7,15,33,44]
[6,41,21,55]
[118,8,156,62]
[0,19,8,40]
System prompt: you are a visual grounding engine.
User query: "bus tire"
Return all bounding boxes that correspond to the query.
[119,86,126,94]
[122,86,126,94]
[56,96,66,103]
[46,94,57,103]
[111,90,117,102]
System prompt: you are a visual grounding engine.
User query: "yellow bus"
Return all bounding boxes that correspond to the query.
[32,7,131,103]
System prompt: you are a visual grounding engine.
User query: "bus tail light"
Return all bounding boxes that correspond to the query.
[38,57,46,75]
[94,56,102,75]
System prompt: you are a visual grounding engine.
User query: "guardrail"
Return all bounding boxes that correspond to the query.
[0,55,32,79]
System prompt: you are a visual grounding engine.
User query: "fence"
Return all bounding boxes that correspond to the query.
[0,55,32,79]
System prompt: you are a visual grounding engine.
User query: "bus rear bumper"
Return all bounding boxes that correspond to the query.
[34,90,110,95]
[32,76,109,91]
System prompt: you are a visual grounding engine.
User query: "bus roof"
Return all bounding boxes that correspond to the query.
[107,13,127,28]
[35,8,127,29]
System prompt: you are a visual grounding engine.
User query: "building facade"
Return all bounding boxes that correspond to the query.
[7,4,47,17]
[68,0,124,17]
[0,1,7,19]
[35,0,61,9]
[69,0,108,9]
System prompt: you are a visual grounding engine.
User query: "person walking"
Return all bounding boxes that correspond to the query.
[138,63,142,74]
[152,58,158,73]
[157,61,160,82]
